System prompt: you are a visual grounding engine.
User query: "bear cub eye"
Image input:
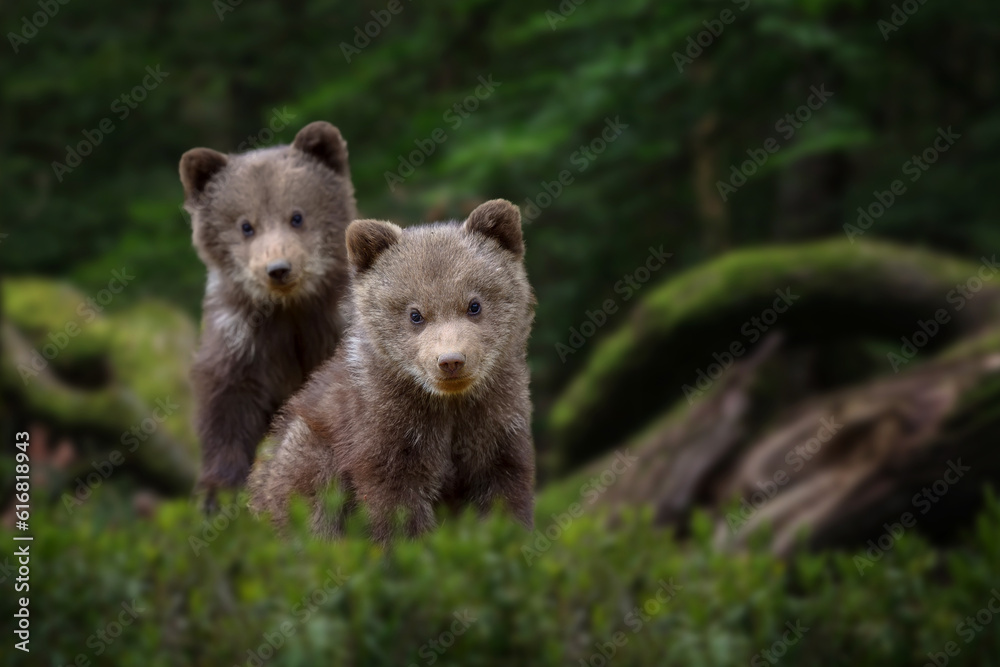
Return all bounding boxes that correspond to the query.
[468,299,481,316]
[290,212,304,228]
[410,309,424,324]
[241,221,254,237]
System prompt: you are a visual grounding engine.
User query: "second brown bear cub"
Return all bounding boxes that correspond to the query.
[249,199,536,544]
[180,122,357,505]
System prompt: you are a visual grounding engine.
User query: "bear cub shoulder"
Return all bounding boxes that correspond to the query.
[249,199,536,544]
[179,121,357,505]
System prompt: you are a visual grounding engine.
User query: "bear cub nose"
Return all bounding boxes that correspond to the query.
[266,259,292,283]
[437,352,466,375]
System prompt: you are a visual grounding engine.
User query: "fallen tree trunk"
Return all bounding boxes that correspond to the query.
[547,240,1000,471]
[547,237,1000,552]
[594,331,1000,554]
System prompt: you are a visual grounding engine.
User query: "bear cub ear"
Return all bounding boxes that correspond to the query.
[346,219,403,273]
[293,121,349,175]
[179,148,229,201]
[463,199,524,258]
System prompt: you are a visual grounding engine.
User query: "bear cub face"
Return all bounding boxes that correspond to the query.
[181,121,355,305]
[347,199,532,397]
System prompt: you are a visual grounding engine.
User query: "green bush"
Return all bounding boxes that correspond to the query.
[6,487,1000,666]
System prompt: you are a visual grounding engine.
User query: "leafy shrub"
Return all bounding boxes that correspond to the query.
[6,487,1000,666]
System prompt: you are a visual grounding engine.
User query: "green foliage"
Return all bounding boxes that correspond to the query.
[6,490,1000,666]
[3,0,998,427]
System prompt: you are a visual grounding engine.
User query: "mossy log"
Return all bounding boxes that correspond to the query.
[1,278,198,494]
[549,240,1000,552]
[547,240,1000,470]
[592,333,1000,554]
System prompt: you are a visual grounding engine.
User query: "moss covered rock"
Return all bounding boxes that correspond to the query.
[547,240,1000,469]
[1,277,198,493]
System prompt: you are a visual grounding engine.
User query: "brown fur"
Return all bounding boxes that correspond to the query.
[179,121,357,505]
[248,199,536,544]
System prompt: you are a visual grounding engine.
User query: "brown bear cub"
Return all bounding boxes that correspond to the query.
[248,199,536,544]
[179,121,357,507]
